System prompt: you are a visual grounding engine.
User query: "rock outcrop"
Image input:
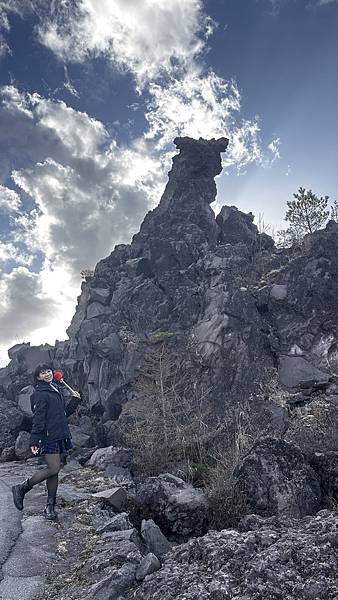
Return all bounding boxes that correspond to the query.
[0,133,337,481]
[123,510,337,600]
[135,473,209,542]
[1,136,337,598]
[234,437,322,518]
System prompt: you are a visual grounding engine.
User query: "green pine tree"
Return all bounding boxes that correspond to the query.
[330,199,338,222]
[285,187,329,235]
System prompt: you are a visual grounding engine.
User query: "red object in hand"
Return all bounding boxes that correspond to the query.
[53,370,78,396]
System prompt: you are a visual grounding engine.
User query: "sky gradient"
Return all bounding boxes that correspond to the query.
[0,0,337,367]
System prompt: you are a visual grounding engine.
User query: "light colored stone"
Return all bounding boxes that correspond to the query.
[92,486,127,510]
[270,284,287,300]
[135,553,161,581]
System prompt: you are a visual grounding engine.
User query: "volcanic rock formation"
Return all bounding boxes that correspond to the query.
[0,134,337,486]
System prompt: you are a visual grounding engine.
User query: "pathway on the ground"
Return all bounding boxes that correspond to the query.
[0,461,57,600]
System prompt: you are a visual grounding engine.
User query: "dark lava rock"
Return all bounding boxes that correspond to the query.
[234,437,321,518]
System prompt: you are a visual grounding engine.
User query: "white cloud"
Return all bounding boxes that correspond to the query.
[63,65,80,98]
[38,0,215,88]
[0,85,166,366]
[267,138,281,162]
[0,263,68,348]
[0,184,21,210]
[144,70,279,173]
[0,241,34,265]
[145,70,240,146]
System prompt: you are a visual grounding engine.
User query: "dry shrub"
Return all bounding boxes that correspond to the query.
[121,338,257,528]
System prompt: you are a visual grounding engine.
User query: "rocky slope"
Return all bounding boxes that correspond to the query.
[1,136,337,461]
[0,135,337,598]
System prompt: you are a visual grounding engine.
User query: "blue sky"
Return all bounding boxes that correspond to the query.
[0,0,337,367]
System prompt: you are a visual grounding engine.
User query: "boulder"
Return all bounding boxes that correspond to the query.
[78,415,95,437]
[135,553,161,581]
[96,512,132,534]
[92,486,127,510]
[88,287,110,304]
[88,446,133,470]
[83,563,137,600]
[104,464,134,485]
[87,529,141,564]
[92,333,122,359]
[278,355,331,389]
[86,302,108,320]
[125,257,154,278]
[234,437,321,518]
[135,473,209,541]
[17,385,34,417]
[1,446,16,462]
[216,205,259,245]
[68,425,91,448]
[270,284,287,300]
[140,519,172,559]
[7,342,31,360]
[15,430,32,460]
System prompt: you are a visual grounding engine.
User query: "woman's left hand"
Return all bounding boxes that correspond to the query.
[72,390,81,399]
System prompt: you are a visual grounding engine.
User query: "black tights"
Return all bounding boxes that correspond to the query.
[28,453,66,498]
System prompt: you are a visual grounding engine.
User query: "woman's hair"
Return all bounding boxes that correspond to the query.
[33,363,53,385]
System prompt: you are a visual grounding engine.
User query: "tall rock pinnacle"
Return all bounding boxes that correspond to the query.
[130,136,229,256]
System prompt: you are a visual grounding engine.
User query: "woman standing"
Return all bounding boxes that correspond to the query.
[12,363,82,520]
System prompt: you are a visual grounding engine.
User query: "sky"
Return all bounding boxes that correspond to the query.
[0,0,337,367]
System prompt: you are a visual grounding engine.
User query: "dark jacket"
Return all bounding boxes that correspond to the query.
[30,380,81,446]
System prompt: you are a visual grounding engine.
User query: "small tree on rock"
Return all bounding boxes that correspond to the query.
[285,187,329,235]
[330,200,338,222]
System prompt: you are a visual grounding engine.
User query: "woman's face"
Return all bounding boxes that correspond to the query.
[38,368,53,382]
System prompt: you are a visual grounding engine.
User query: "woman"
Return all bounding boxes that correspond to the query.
[12,363,82,520]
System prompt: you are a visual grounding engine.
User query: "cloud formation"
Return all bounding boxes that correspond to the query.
[38,0,214,89]
[0,85,163,365]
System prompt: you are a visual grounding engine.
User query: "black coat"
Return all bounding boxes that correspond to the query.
[30,380,81,445]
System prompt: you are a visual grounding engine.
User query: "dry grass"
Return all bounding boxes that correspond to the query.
[121,339,259,529]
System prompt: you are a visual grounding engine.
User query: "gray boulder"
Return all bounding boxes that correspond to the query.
[68,425,91,448]
[83,563,137,600]
[216,205,274,249]
[88,287,110,304]
[15,430,32,460]
[279,355,331,389]
[104,464,134,485]
[141,519,172,560]
[88,446,133,470]
[96,512,132,534]
[17,385,34,417]
[92,486,127,510]
[92,333,122,359]
[234,437,321,518]
[270,283,287,300]
[135,473,209,541]
[135,553,161,581]
[1,446,16,462]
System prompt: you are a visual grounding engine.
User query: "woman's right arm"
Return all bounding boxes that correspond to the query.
[30,393,48,446]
